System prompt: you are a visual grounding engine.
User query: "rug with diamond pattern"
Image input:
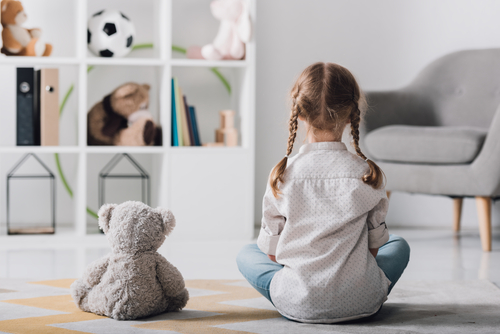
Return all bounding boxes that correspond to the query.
[0,279,499,334]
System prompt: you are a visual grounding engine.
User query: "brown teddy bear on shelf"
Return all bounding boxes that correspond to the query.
[88,82,162,146]
[70,201,189,320]
[1,0,52,56]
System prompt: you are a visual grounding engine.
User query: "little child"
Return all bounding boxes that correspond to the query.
[237,62,410,323]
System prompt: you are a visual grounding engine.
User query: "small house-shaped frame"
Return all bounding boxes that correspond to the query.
[98,153,150,210]
[6,153,56,234]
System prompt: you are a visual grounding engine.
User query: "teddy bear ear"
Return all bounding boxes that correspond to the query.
[156,207,176,236]
[142,84,151,91]
[2,1,10,12]
[114,83,138,98]
[98,203,117,233]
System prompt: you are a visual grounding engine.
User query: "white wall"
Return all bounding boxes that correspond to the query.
[254,0,500,229]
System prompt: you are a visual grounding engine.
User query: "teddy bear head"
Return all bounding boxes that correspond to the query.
[210,0,243,21]
[1,0,27,26]
[98,201,176,254]
[109,82,150,119]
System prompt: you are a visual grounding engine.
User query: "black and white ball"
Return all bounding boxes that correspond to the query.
[87,10,135,58]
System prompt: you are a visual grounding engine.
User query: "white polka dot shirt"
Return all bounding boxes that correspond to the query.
[257,141,391,323]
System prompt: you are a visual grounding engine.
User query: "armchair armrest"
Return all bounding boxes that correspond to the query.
[470,104,500,196]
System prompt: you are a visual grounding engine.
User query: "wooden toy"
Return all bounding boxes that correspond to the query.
[215,110,238,146]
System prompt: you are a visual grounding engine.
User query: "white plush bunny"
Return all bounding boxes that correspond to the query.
[189,0,251,61]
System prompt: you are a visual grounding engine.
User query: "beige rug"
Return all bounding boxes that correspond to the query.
[0,278,499,333]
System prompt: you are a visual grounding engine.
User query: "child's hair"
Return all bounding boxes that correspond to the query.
[270,62,385,198]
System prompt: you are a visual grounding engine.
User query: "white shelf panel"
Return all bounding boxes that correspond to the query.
[170,146,249,154]
[170,59,248,68]
[0,56,80,65]
[86,58,165,66]
[0,146,250,154]
[85,146,165,154]
[0,146,81,154]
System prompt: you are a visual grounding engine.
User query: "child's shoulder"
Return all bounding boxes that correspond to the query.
[284,147,369,180]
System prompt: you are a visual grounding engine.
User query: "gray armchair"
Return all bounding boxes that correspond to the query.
[363,48,500,252]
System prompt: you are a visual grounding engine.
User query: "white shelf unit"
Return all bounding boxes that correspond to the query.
[0,0,256,242]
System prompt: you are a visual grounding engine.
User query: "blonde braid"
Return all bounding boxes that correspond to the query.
[270,99,300,198]
[350,104,385,189]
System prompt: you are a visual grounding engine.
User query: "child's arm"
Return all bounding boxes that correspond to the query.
[367,196,390,254]
[257,187,285,257]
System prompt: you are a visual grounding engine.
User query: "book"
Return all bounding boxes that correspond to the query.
[172,77,184,146]
[183,95,195,146]
[178,87,191,146]
[189,106,201,146]
[16,67,39,146]
[36,68,59,146]
[171,78,178,146]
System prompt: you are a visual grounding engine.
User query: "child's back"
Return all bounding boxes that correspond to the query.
[237,62,410,324]
[259,141,390,322]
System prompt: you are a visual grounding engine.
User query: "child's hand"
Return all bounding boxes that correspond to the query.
[268,255,277,263]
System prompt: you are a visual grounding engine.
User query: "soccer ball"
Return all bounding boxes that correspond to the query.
[87,10,136,58]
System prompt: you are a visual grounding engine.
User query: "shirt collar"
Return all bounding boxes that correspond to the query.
[299,141,347,154]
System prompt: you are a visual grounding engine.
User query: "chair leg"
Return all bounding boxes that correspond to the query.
[386,191,391,200]
[453,198,463,232]
[475,196,492,252]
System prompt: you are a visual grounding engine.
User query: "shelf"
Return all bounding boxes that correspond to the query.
[170,146,249,154]
[0,0,256,242]
[86,58,165,66]
[0,57,249,68]
[0,56,80,65]
[0,146,250,154]
[85,146,165,154]
[0,146,81,154]
[171,59,248,68]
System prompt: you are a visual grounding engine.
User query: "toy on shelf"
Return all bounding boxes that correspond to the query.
[88,9,135,58]
[87,82,162,146]
[0,4,3,56]
[187,0,251,60]
[1,0,52,56]
[71,201,189,320]
[216,110,238,146]
[6,153,55,235]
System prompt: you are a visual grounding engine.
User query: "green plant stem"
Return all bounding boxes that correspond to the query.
[211,67,231,94]
[172,45,187,54]
[87,208,98,219]
[59,84,73,116]
[55,153,73,198]
[132,43,154,51]
[54,153,99,219]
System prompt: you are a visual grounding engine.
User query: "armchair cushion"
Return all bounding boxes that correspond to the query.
[365,125,487,164]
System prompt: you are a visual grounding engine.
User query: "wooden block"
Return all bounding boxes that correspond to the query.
[220,110,235,129]
[202,142,224,147]
[216,128,238,146]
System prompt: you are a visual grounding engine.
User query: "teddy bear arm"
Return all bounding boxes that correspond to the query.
[82,254,111,288]
[155,255,186,297]
[28,28,41,39]
[2,28,23,53]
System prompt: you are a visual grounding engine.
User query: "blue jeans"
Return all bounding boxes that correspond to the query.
[236,234,410,304]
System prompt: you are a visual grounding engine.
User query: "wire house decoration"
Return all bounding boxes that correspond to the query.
[6,153,56,235]
[98,153,151,210]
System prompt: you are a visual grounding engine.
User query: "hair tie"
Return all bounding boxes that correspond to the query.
[285,155,289,158]
[365,158,370,162]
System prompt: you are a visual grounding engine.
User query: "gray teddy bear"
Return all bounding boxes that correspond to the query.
[70,201,189,320]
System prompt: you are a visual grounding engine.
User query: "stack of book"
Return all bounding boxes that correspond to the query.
[171,78,201,146]
[16,67,59,146]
